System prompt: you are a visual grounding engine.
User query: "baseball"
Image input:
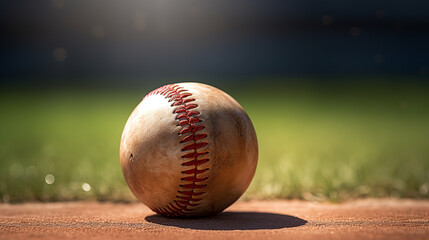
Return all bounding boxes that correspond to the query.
[120,82,258,217]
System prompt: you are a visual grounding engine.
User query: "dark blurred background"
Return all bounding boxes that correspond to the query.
[1,0,429,87]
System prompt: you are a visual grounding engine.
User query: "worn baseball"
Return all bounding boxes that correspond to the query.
[120,82,258,217]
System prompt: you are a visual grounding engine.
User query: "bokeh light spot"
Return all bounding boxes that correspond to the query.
[45,174,55,184]
[82,183,91,192]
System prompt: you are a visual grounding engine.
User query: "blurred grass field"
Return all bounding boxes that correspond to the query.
[1,80,429,202]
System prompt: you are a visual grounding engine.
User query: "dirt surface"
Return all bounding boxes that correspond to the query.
[1,199,428,240]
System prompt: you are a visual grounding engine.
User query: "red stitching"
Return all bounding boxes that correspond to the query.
[144,84,209,217]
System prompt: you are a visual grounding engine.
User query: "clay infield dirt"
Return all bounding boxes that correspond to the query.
[1,199,428,240]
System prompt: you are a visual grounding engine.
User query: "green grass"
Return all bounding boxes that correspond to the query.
[1,80,429,202]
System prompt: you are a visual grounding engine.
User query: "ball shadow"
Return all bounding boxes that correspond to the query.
[145,211,307,230]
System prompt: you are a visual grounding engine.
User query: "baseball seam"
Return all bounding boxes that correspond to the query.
[144,84,209,217]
